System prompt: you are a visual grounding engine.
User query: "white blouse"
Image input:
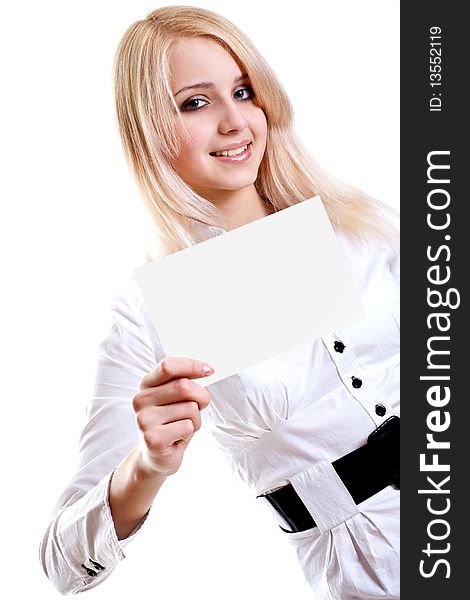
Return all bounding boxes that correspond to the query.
[39,218,400,599]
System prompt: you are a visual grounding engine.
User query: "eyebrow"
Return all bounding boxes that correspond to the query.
[174,73,249,97]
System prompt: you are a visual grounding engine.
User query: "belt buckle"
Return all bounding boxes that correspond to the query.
[257,484,317,533]
[367,415,400,489]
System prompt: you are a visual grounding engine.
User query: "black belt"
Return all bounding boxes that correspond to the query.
[257,415,399,533]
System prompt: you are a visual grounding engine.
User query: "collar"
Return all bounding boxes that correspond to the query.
[186,217,227,243]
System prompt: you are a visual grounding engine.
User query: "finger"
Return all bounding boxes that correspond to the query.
[144,419,195,451]
[137,401,202,432]
[134,377,211,411]
[140,357,214,391]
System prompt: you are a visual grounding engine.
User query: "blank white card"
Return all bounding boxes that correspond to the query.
[133,196,365,386]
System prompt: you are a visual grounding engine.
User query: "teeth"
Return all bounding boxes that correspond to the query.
[213,144,248,157]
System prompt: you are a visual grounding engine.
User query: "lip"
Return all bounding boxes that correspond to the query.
[209,139,252,154]
[210,142,252,163]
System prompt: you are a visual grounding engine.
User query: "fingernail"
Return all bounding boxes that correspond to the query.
[202,364,214,375]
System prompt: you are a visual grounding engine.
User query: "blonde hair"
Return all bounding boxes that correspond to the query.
[113,5,398,262]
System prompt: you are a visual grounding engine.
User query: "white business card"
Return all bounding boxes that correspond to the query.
[133,196,365,385]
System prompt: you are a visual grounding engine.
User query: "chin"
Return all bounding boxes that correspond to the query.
[219,171,259,190]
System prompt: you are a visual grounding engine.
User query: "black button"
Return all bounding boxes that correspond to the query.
[351,376,362,389]
[375,404,386,417]
[89,558,105,571]
[334,340,345,353]
[81,564,97,577]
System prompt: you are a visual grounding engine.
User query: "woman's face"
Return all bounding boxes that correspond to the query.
[169,37,268,203]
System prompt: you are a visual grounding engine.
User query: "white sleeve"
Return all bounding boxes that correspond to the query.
[39,277,160,595]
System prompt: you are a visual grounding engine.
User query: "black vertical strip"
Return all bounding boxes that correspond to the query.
[401,2,466,598]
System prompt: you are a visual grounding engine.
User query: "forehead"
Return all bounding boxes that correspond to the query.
[169,37,242,86]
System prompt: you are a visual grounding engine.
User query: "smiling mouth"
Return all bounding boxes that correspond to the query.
[209,142,251,157]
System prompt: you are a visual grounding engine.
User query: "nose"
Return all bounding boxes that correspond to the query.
[217,99,248,134]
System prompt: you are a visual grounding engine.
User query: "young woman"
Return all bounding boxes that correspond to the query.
[40,6,400,599]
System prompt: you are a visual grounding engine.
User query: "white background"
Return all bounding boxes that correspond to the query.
[0,1,399,598]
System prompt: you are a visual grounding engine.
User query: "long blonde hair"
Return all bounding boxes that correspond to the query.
[113,5,398,262]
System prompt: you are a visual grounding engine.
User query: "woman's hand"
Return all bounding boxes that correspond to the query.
[132,357,214,478]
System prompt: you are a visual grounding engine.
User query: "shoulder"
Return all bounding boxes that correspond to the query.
[106,270,166,359]
[109,273,148,324]
[332,231,399,334]
[335,229,400,286]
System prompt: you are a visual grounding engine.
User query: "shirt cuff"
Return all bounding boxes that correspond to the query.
[48,470,150,594]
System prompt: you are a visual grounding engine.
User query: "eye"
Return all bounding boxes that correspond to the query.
[181,97,208,112]
[234,86,254,100]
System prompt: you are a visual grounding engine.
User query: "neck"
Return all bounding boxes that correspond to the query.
[199,185,273,230]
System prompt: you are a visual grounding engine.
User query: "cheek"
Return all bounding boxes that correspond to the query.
[171,124,210,175]
[253,108,268,146]
[178,120,212,156]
